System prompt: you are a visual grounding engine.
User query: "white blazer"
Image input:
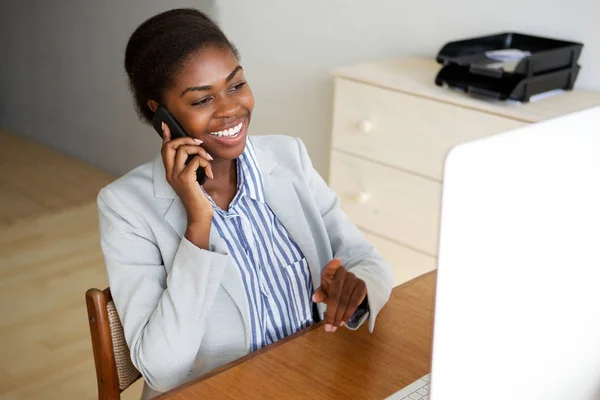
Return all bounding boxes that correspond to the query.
[97,135,394,398]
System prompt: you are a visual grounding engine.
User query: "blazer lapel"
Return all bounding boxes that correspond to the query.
[261,172,322,293]
[164,198,187,238]
[152,153,188,238]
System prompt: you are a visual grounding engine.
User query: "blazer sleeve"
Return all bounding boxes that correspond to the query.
[97,186,232,392]
[295,137,394,332]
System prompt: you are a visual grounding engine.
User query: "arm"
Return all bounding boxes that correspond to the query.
[98,187,230,392]
[296,137,394,332]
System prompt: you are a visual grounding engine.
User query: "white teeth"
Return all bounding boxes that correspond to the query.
[209,122,243,137]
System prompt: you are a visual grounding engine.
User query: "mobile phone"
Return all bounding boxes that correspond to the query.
[152,105,208,185]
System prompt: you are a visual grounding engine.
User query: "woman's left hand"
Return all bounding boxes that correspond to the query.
[312,259,367,332]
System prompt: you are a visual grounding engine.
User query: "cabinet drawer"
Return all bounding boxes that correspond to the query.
[329,150,442,256]
[331,78,526,180]
[362,230,437,287]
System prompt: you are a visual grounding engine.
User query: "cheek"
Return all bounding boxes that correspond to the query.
[241,90,255,112]
[182,111,212,136]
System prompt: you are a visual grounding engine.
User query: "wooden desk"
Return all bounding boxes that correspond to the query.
[157,271,437,400]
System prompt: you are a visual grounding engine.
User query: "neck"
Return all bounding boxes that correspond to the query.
[202,157,236,193]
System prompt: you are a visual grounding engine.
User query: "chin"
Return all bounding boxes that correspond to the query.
[214,135,247,160]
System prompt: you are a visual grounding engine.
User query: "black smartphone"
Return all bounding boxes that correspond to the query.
[152,105,208,185]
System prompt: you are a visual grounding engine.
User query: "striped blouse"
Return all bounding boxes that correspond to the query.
[203,140,314,352]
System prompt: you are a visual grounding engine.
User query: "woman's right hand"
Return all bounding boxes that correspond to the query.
[160,122,214,224]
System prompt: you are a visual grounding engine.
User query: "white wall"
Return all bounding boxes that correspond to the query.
[0,0,216,176]
[1,0,598,177]
[217,0,600,176]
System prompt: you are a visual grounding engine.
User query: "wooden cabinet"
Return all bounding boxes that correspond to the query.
[329,56,600,286]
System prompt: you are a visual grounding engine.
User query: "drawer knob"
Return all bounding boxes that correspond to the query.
[358,120,373,133]
[357,191,371,204]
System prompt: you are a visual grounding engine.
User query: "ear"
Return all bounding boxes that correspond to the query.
[147,99,159,113]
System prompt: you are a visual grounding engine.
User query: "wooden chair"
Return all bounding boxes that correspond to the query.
[86,288,142,399]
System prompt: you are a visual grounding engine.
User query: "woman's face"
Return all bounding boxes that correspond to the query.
[157,46,254,160]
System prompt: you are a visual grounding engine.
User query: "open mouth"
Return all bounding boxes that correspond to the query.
[207,121,243,138]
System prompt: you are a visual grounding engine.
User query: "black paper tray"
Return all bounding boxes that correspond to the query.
[436,32,582,79]
[435,63,580,102]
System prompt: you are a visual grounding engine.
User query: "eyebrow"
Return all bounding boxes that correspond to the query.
[180,66,243,97]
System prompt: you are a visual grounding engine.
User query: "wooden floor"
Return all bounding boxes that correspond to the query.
[0,131,117,227]
[0,131,144,399]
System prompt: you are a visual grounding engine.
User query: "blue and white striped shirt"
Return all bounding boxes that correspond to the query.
[204,140,314,352]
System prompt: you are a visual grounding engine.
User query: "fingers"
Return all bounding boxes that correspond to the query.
[161,135,207,181]
[333,273,357,326]
[339,279,367,327]
[321,258,342,282]
[312,286,327,303]
[323,266,346,332]
[161,122,171,144]
[182,155,214,180]
[173,144,212,175]
[161,123,174,176]
[316,259,369,333]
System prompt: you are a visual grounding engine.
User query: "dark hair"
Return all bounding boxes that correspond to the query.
[124,8,239,123]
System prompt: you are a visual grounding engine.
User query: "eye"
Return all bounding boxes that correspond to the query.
[229,82,247,92]
[191,97,213,107]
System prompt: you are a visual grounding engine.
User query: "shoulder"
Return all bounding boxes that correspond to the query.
[97,157,156,214]
[249,134,302,155]
[249,135,311,173]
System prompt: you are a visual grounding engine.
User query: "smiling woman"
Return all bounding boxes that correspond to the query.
[97,8,394,399]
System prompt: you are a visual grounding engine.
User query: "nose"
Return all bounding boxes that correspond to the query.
[214,94,238,119]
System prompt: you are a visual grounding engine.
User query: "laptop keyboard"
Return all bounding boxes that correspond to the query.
[384,374,430,400]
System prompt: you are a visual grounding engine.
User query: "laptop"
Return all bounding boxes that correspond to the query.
[388,105,600,400]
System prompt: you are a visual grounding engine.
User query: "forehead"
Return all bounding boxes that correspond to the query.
[173,46,240,88]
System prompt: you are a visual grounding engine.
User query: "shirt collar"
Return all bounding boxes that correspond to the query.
[205,139,266,213]
[236,139,266,204]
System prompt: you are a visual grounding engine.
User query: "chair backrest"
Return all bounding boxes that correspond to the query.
[86,288,141,399]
